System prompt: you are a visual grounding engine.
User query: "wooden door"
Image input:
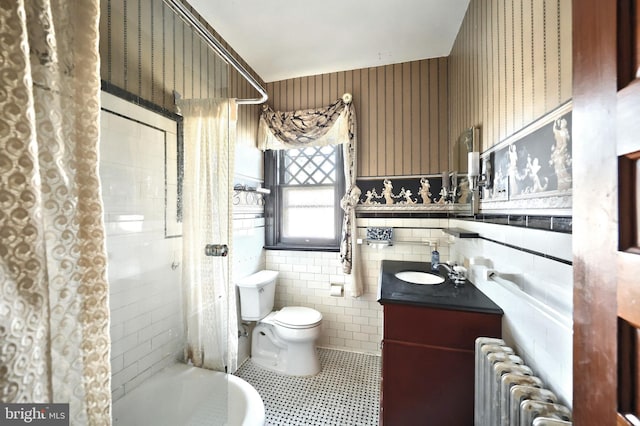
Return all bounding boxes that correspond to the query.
[574,0,640,424]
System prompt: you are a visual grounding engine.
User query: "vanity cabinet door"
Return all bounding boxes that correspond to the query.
[380,304,501,426]
[381,340,474,426]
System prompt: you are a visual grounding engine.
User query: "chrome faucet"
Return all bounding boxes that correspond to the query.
[437,262,466,285]
[437,262,454,275]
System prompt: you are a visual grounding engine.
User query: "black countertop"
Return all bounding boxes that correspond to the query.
[377,260,503,315]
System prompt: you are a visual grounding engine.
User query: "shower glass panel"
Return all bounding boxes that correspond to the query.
[100,1,232,424]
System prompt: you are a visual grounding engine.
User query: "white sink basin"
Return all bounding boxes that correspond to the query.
[394,271,445,285]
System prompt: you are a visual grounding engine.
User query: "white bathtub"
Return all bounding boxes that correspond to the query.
[112,363,265,426]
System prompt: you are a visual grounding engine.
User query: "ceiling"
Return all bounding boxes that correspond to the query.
[188,0,471,83]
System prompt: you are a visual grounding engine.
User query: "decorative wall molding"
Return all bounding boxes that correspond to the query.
[356,174,472,214]
[479,101,572,214]
[357,204,471,214]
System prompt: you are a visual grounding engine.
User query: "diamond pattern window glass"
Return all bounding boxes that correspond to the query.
[283,146,337,185]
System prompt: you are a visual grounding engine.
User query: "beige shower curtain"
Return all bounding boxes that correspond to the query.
[0,0,111,424]
[179,98,239,373]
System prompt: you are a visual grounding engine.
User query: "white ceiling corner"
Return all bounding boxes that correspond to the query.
[187,0,471,83]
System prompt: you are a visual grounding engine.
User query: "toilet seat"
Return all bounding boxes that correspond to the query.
[273,307,322,329]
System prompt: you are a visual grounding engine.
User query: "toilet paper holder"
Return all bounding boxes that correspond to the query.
[329,283,344,297]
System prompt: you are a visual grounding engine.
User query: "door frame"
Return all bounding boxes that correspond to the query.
[572,0,619,423]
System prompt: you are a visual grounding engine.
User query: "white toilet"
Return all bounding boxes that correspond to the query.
[236,270,323,376]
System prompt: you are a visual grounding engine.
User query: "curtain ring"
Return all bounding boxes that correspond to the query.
[342,93,352,104]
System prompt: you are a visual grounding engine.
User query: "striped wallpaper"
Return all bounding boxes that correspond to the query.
[266,59,450,178]
[449,0,572,151]
[100,0,572,179]
[269,0,571,177]
[99,0,263,150]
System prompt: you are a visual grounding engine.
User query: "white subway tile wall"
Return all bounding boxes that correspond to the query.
[232,213,267,364]
[100,94,572,410]
[448,218,573,407]
[265,218,450,354]
[101,93,184,402]
[232,214,266,277]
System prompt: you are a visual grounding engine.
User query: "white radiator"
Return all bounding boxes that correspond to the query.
[474,337,572,426]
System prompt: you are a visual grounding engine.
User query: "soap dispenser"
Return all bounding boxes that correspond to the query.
[431,242,440,271]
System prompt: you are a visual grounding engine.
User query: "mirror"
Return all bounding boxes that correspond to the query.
[447,127,478,212]
[450,126,478,174]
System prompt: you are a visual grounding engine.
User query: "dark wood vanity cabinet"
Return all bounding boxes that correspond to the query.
[380,303,502,426]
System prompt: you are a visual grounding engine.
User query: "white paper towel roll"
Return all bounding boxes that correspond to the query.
[330,284,343,297]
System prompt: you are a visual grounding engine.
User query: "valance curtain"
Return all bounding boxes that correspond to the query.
[0,0,111,423]
[258,98,363,297]
[178,98,239,373]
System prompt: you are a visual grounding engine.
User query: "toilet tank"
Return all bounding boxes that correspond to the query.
[236,270,278,321]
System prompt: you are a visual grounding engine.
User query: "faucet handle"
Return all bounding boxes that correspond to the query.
[452,265,467,285]
[453,265,467,277]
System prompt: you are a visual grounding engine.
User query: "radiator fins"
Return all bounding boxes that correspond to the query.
[475,337,572,426]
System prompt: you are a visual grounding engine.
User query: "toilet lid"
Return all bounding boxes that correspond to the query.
[273,307,322,329]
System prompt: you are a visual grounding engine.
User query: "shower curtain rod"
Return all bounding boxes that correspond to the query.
[162,0,268,105]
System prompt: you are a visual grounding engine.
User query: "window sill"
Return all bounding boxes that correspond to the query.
[264,245,340,253]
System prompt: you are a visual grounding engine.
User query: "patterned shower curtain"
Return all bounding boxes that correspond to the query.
[178,98,239,373]
[0,0,112,424]
[258,97,363,297]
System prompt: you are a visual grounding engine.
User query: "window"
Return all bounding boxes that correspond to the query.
[264,145,345,250]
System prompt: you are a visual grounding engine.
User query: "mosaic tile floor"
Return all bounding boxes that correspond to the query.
[234,348,381,426]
